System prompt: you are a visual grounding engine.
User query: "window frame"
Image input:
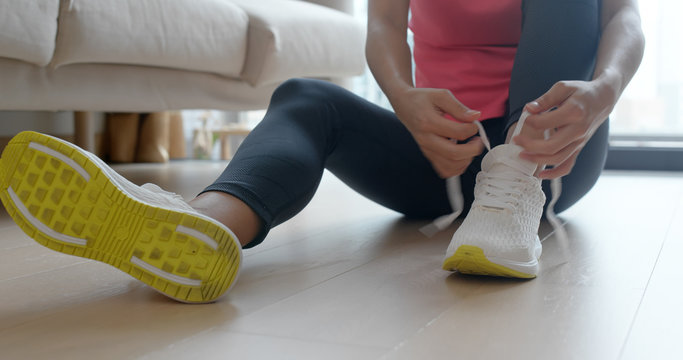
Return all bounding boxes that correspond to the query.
[606,135,683,171]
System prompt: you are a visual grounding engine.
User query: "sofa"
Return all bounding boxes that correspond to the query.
[0,0,365,149]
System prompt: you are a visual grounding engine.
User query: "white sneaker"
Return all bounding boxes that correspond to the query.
[0,131,242,303]
[442,143,544,278]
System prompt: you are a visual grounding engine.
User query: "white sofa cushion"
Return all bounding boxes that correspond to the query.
[231,0,365,86]
[0,0,60,66]
[51,0,249,78]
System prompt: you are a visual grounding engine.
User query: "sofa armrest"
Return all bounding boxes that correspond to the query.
[231,0,365,87]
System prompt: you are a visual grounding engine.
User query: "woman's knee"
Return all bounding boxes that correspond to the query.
[522,0,600,12]
[521,0,600,38]
[267,78,358,135]
[271,78,343,106]
[261,78,347,147]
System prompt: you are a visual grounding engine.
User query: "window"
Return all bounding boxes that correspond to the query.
[611,0,683,138]
[606,0,683,170]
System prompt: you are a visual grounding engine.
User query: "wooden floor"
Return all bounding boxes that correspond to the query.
[1,161,682,360]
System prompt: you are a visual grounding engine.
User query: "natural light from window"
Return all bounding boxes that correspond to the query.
[611,0,683,138]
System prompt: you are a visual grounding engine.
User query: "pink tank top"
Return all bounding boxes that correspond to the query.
[409,0,522,120]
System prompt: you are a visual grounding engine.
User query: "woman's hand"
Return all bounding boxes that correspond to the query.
[513,77,618,179]
[391,87,485,178]
[513,0,645,179]
[366,0,483,178]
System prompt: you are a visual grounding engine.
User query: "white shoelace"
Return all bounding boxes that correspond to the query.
[419,121,490,237]
[420,112,568,246]
[475,170,531,211]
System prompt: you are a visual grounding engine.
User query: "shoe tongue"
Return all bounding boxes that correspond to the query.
[482,144,538,175]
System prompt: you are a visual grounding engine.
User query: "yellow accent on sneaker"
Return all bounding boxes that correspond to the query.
[0,131,241,303]
[442,245,536,279]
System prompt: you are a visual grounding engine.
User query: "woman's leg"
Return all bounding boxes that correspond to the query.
[196,79,454,248]
[506,0,607,213]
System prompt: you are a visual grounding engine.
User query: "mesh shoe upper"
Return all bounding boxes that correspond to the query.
[79,147,198,214]
[445,143,544,263]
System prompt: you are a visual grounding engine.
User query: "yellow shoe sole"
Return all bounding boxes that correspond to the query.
[0,131,241,303]
[442,245,536,279]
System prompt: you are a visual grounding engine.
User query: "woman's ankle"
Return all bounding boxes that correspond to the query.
[189,192,261,247]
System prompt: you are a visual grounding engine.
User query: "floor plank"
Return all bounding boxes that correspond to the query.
[620,183,683,360]
[382,284,643,360]
[143,332,387,360]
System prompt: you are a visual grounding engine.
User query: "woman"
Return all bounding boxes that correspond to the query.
[0,0,644,303]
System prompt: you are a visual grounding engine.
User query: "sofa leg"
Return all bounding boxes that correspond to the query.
[74,111,95,152]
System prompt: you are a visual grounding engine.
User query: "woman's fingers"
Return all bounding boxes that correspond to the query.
[519,138,584,167]
[418,134,481,160]
[428,115,480,141]
[432,88,481,122]
[537,152,580,179]
[525,81,574,114]
[515,123,586,158]
[396,88,480,141]
[524,98,589,134]
[422,148,469,178]
[421,137,484,178]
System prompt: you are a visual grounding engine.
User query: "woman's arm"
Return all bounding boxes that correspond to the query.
[515,0,645,178]
[594,0,646,99]
[365,0,413,98]
[366,0,484,178]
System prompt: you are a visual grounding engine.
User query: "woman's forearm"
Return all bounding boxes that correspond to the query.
[593,0,646,105]
[365,0,413,104]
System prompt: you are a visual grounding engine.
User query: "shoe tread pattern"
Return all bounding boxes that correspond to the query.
[0,131,240,303]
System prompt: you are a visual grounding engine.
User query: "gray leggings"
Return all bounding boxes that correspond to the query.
[203,0,608,248]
